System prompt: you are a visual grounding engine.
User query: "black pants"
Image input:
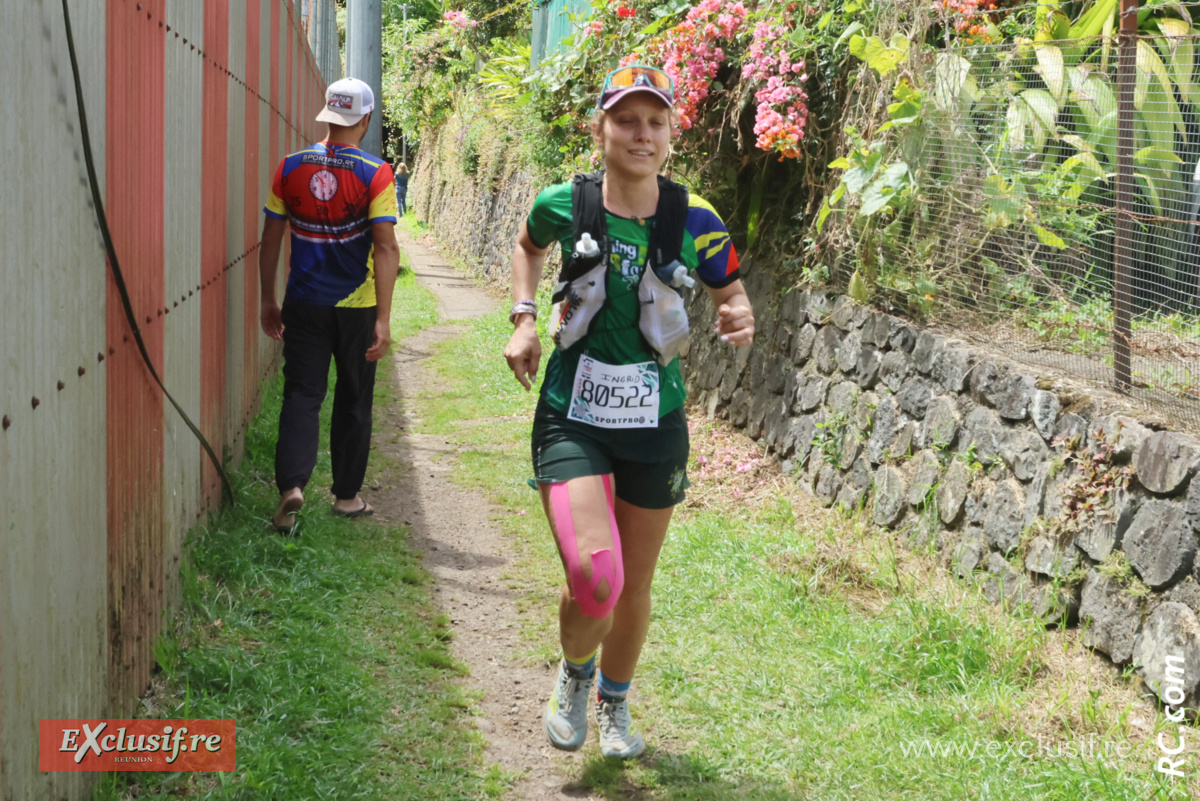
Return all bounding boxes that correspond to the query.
[276,301,378,499]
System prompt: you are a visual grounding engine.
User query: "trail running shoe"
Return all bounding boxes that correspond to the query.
[595,697,646,759]
[543,661,593,751]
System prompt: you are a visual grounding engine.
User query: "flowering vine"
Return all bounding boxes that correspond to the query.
[443,9,479,29]
[938,0,1018,39]
[624,0,748,130]
[741,19,809,159]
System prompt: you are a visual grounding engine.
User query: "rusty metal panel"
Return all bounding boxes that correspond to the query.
[272,0,282,171]
[287,6,296,154]
[271,0,288,355]
[259,0,279,382]
[162,0,206,614]
[0,1,108,798]
[105,0,166,719]
[224,0,247,460]
[242,0,262,427]
[202,0,230,506]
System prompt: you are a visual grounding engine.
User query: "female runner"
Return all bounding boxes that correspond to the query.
[503,65,755,758]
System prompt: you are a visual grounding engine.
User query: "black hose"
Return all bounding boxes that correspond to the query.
[61,0,235,506]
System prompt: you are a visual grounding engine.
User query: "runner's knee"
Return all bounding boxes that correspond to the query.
[548,476,624,618]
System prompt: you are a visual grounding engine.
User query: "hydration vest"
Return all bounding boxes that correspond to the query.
[550,170,693,366]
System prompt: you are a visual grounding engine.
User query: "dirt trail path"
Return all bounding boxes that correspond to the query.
[373,229,592,800]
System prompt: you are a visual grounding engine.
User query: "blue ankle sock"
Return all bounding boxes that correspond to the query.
[597,670,631,702]
[564,650,596,679]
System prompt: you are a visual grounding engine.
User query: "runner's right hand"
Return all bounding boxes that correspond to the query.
[504,323,541,391]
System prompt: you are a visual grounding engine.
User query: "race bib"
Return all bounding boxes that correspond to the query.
[568,355,659,429]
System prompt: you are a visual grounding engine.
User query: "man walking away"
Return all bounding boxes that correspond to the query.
[259,77,400,533]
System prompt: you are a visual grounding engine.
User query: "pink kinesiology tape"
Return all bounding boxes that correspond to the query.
[549,476,624,618]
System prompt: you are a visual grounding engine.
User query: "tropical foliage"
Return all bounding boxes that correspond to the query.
[387,0,1200,356]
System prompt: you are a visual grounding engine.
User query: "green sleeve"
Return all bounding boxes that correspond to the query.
[526,182,573,250]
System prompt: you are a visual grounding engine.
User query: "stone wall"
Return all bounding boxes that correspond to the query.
[410,115,560,284]
[683,271,1200,711]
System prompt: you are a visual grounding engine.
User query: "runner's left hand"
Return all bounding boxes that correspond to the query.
[716,303,754,347]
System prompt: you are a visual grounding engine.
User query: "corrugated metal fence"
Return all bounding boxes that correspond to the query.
[530,0,592,68]
[301,0,340,85]
[0,1,335,798]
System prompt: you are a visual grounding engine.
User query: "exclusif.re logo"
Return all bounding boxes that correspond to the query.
[40,719,236,771]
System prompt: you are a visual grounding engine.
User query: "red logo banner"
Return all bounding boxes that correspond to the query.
[40,719,236,771]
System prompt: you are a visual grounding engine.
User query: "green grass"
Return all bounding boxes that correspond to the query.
[414,298,1196,799]
[92,276,508,800]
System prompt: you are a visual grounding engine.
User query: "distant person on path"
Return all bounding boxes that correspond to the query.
[502,65,754,758]
[259,77,400,533]
[395,162,409,216]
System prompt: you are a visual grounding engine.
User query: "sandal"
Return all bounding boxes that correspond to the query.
[332,499,374,519]
[272,494,304,534]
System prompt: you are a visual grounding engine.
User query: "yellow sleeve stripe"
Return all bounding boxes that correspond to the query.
[265,191,287,216]
[346,152,381,167]
[694,231,729,258]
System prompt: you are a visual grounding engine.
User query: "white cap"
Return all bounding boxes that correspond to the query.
[316,77,375,126]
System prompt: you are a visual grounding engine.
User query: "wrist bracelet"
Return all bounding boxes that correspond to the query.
[509,299,538,324]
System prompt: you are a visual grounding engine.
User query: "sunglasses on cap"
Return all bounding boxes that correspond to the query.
[597,65,675,110]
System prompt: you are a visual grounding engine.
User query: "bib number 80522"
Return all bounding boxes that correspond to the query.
[568,356,660,429]
[576,379,655,409]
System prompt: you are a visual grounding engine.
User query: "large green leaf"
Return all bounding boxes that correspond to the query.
[1022,88,1058,132]
[1060,133,1094,153]
[843,149,884,193]
[859,162,910,216]
[1134,146,1183,202]
[983,173,1028,229]
[848,269,869,302]
[1060,151,1107,184]
[1007,89,1057,156]
[1034,43,1066,104]
[1134,146,1183,166]
[835,21,864,49]
[849,34,909,76]
[1034,225,1068,249]
[931,52,976,113]
[1134,171,1166,216]
[1068,67,1118,162]
[1154,18,1194,104]
[1006,97,1028,153]
[816,184,846,234]
[886,82,923,126]
[1135,40,1184,135]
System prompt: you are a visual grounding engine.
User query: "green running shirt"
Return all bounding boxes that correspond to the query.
[526,181,741,419]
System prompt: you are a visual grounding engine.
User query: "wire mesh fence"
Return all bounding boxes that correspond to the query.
[820,1,1200,431]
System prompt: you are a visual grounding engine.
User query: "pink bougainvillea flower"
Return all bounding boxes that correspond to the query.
[741,19,808,159]
[629,0,747,129]
[442,9,478,29]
